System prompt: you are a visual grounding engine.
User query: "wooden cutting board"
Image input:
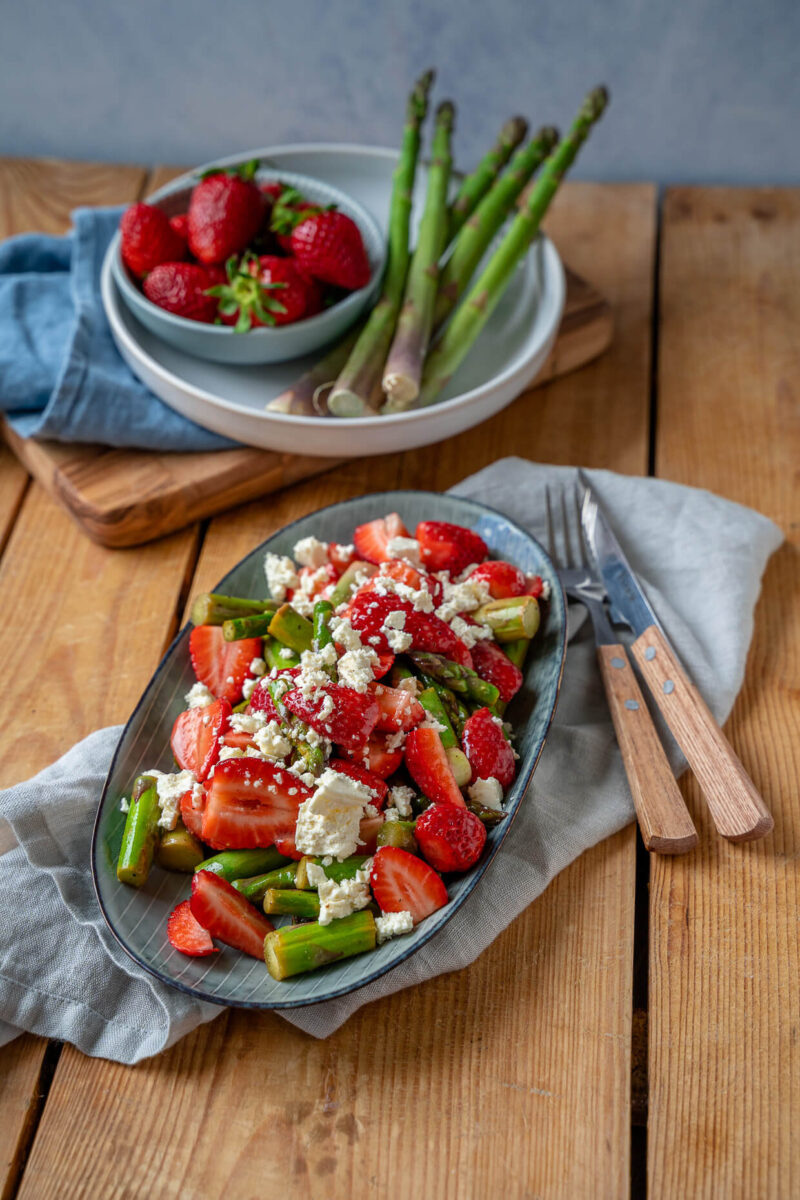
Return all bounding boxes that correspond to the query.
[2,267,611,548]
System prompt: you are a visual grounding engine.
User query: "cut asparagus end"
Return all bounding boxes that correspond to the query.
[191,593,276,627]
[382,370,421,409]
[328,387,369,418]
[445,746,472,788]
[268,603,314,653]
[222,611,275,642]
[296,854,370,890]
[264,911,377,980]
[155,822,205,873]
[376,820,419,853]
[475,595,540,641]
[263,888,321,919]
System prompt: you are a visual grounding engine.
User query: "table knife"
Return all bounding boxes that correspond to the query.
[579,470,773,842]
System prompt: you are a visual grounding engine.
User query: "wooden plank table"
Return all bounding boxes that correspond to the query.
[0,160,797,1199]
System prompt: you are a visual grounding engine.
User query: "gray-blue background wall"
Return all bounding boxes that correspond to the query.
[1,0,797,182]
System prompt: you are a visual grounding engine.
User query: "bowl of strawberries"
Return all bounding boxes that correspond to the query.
[109,157,385,365]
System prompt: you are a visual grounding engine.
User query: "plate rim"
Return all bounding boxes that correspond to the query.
[91,489,567,1009]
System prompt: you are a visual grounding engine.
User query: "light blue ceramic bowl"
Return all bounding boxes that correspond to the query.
[92,491,567,1009]
[108,165,385,365]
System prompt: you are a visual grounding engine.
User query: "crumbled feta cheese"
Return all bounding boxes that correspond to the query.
[329,616,364,651]
[385,728,407,752]
[307,860,373,925]
[375,910,414,944]
[264,553,300,601]
[242,677,259,701]
[231,710,268,734]
[420,714,446,733]
[249,657,267,676]
[383,807,402,823]
[300,565,331,595]
[396,675,420,697]
[540,579,551,601]
[293,535,329,568]
[294,767,373,860]
[253,720,293,760]
[387,784,415,818]
[337,647,379,693]
[372,575,434,612]
[225,675,234,686]
[184,681,215,709]
[468,775,504,811]
[382,625,413,653]
[288,590,315,618]
[385,536,422,567]
[287,761,317,787]
[279,646,296,660]
[119,797,130,814]
[435,575,491,624]
[449,614,494,649]
[295,643,337,701]
[219,745,245,762]
[141,769,201,831]
[318,693,335,721]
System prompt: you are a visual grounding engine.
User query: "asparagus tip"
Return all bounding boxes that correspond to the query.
[435,99,456,127]
[538,125,560,151]
[502,115,529,144]
[586,85,610,119]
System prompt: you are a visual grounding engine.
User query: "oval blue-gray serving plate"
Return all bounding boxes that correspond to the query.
[92,491,566,1009]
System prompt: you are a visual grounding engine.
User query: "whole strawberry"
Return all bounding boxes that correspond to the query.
[461,707,516,788]
[187,160,265,265]
[143,262,219,323]
[120,202,187,278]
[415,803,487,873]
[268,185,319,252]
[290,210,371,290]
[169,213,189,243]
[208,252,310,331]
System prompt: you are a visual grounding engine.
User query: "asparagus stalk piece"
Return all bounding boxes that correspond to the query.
[191,593,276,627]
[467,799,507,827]
[376,820,419,853]
[116,775,160,887]
[419,86,609,406]
[233,862,299,902]
[265,326,361,414]
[155,821,205,872]
[263,634,301,672]
[264,911,377,979]
[312,600,335,652]
[474,595,540,642]
[446,746,472,787]
[414,670,470,734]
[389,660,415,687]
[268,603,314,653]
[503,637,531,669]
[408,651,500,707]
[382,100,456,410]
[434,125,559,329]
[296,854,370,890]
[418,686,457,747]
[263,888,321,919]
[328,561,376,608]
[446,115,528,241]
[222,612,274,641]
[328,70,434,417]
[195,847,289,882]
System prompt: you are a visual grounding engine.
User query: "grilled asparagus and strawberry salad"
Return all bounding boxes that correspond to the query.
[116,514,548,981]
[118,70,608,413]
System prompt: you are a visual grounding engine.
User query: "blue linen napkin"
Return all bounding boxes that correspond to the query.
[0,206,237,451]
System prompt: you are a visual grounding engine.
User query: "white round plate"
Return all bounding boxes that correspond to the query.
[101,144,566,457]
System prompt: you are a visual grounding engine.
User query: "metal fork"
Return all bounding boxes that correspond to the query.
[546,486,699,855]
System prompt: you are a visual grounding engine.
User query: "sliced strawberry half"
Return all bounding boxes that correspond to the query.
[374,559,444,605]
[369,846,448,924]
[190,870,274,959]
[372,683,425,732]
[167,899,218,957]
[189,625,263,705]
[470,639,523,704]
[170,696,231,781]
[343,733,405,779]
[201,757,310,849]
[461,707,516,788]
[353,513,410,564]
[416,521,488,575]
[219,730,257,752]
[468,560,527,599]
[329,758,389,808]
[404,727,466,807]
[283,682,379,750]
[372,652,395,680]
[349,592,472,668]
[274,830,304,860]
[180,787,206,839]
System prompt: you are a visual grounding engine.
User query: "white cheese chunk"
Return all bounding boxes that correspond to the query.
[294,767,373,860]
[185,681,215,709]
[468,775,504,811]
[140,769,201,831]
[385,536,422,567]
[375,910,414,944]
[387,784,416,818]
[293,535,329,568]
[264,553,300,601]
[307,860,373,925]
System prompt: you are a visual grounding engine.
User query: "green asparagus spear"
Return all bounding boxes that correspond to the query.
[263,888,321,919]
[467,799,507,827]
[382,100,456,410]
[474,595,540,642]
[116,775,160,887]
[389,660,415,688]
[418,686,457,747]
[328,70,434,417]
[446,115,528,241]
[414,670,470,734]
[232,862,299,901]
[435,125,559,329]
[446,746,472,787]
[264,911,377,980]
[408,651,500,707]
[312,600,335,651]
[265,325,361,414]
[419,86,609,405]
[263,634,301,672]
[328,560,376,608]
[503,637,531,669]
[191,593,277,627]
[222,612,274,641]
[268,603,314,653]
[376,820,419,853]
[296,854,370,890]
[195,846,289,882]
[155,821,205,872]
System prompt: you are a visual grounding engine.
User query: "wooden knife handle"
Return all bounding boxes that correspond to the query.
[631,625,773,842]
[597,644,698,854]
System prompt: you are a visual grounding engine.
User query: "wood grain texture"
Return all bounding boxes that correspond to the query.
[632,625,772,842]
[648,187,800,1197]
[0,446,28,561]
[597,643,698,854]
[17,182,656,1200]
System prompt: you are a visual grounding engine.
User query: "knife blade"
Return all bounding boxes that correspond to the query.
[577,469,773,843]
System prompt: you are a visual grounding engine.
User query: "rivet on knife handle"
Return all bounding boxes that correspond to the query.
[631,626,773,842]
[597,644,698,854]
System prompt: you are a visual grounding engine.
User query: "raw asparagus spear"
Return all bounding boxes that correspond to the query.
[116,775,160,887]
[328,69,434,417]
[328,561,376,607]
[263,634,301,672]
[155,821,205,872]
[233,862,299,902]
[264,911,377,979]
[265,326,361,415]
[268,603,314,653]
[312,600,335,651]
[296,854,370,890]
[446,115,528,241]
[382,100,456,410]
[467,799,507,826]
[474,595,540,641]
[222,611,274,641]
[377,820,419,853]
[434,125,559,329]
[408,651,500,707]
[191,593,276,626]
[263,889,321,919]
[195,847,289,882]
[503,637,531,669]
[419,86,609,405]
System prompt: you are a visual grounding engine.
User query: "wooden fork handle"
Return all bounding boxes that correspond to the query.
[597,644,698,854]
[631,625,773,842]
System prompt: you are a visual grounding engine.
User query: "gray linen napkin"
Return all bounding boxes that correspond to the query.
[0,461,782,1059]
